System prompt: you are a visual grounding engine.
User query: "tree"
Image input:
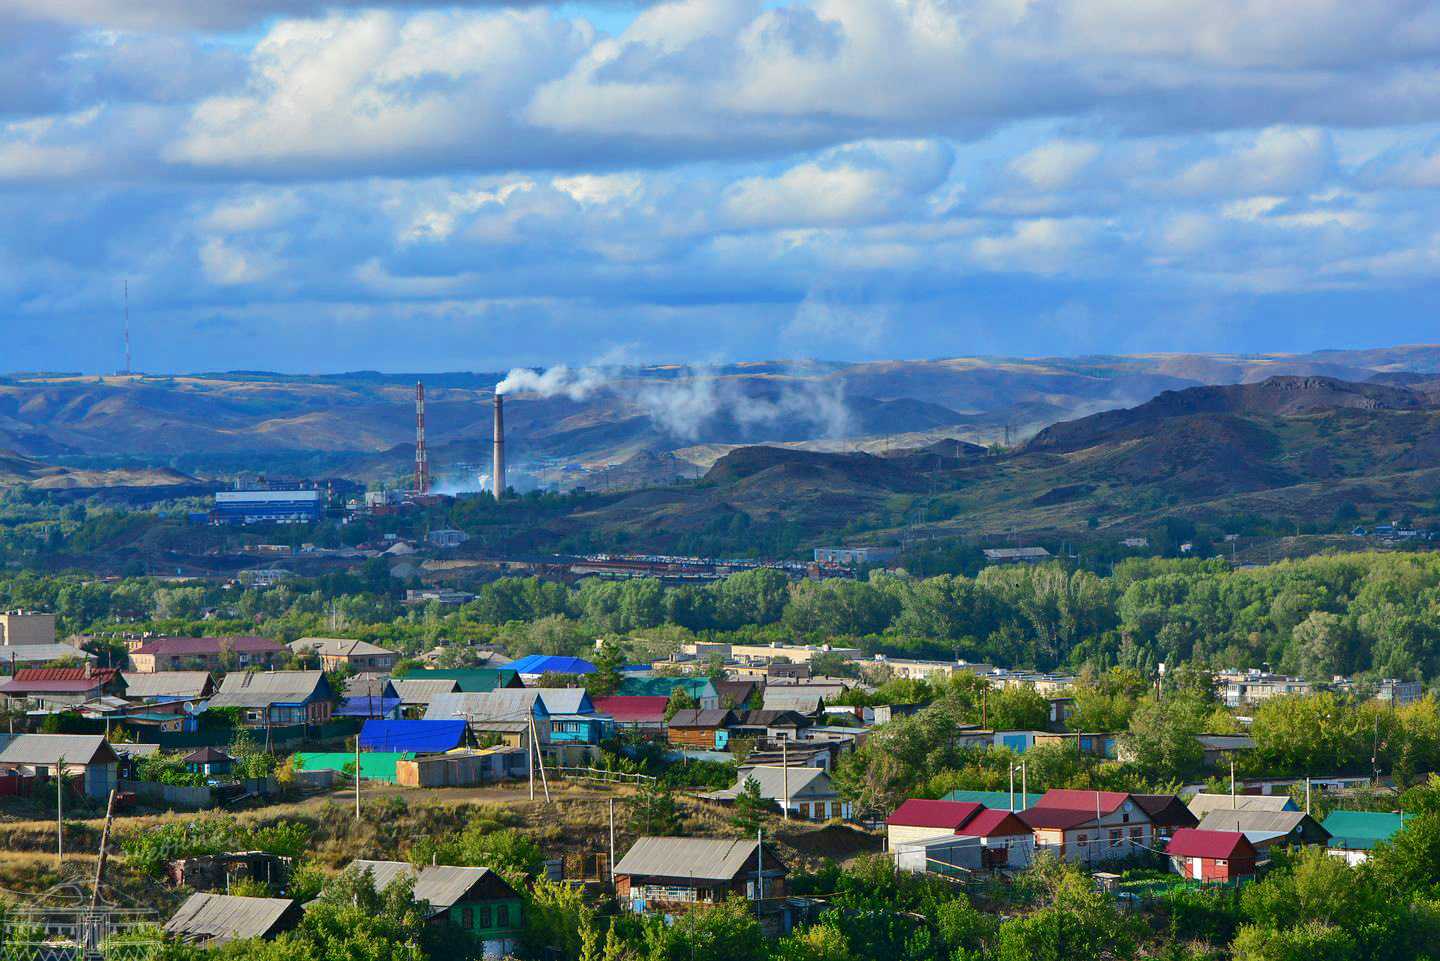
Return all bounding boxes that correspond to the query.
[1121,693,1207,780]
[1231,921,1356,961]
[664,688,699,721]
[525,880,593,961]
[644,898,767,961]
[630,779,682,835]
[730,775,772,835]
[589,640,628,698]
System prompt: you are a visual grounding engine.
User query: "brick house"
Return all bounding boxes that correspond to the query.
[128,636,283,673]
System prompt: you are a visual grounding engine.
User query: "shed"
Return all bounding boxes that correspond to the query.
[667,709,736,749]
[1165,828,1258,882]
[0,733,119,799]
[165,893,301,946]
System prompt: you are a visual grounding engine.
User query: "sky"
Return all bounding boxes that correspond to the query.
[5,0,1440,374]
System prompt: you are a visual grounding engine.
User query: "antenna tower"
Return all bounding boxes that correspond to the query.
[123,280,132,376]
[415,382,430,495]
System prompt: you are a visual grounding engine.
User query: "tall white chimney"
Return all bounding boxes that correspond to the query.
[493,392,506,500]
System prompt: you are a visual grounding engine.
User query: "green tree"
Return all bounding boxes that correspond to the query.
[589,639,628,698]
[730,775,772,836]
[664,687,699,721]
[630,779,683,835]
[644,898,767,961]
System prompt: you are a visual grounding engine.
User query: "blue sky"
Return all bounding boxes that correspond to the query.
[5,0,1440,373]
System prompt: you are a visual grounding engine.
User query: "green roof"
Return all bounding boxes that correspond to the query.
[400,669,520,693]
[941,789,1045,810]
[294,751,414,782]
[619,677,716,698]
[1321,810,1410,850]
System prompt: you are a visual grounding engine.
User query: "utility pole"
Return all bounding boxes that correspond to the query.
[354,729,361,821]
[608,799,616,884]
[781,740,789,820]
[1230,759,1236,807]
[528,713,550,803]
[1009,764,1015,812]
[1020,761,1027,804]
[756,827,765,900]
[57,757,64,867]
[92,788,118,909]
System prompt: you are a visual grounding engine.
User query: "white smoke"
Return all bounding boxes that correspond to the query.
[493,361,852,442]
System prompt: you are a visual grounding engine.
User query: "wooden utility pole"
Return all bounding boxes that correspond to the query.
[608,799,616,884]
[56,757,64,866]
[92,788,118,909]
[354,730,362,821]
[781,740,789,820]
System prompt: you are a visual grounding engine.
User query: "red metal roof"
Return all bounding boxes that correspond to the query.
[0,667,119,694]
[132,636,281,656]
[593,696,670,722]
[1165,828,1256,860]
[886,799,983,830]
[1034,789,1131,814]
[1017,807,1098,830]
[955,808,1031,837]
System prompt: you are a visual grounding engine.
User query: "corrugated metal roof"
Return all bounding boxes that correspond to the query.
[121,671,212,699]
[1033,789,1131,814]
[390,679,461,703]
[133,636,281,656]
[955,808,1031,837]
[528,688,592,715]
[1322,810,1409,850]
[613,837,778,881]
[1164,828,1254,860]
[425,691,546,722]
[708,765,833,801]
[347,861,508,916]
[592,696,669,722]
[359,719,467,753]
[508,654,596,675]
[941,789,1044,809]
[1187,793,1297,819]
[165,893,296,944]
[761,692,823,714]
[1196,810,1327,839]
[400,668,520,693]
[0,734,116,766]
[207,671,327,709]
[886,799,983,830]
[668,709,734,728]
[0,644,94,664]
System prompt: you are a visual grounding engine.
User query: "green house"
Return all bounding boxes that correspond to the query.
[1322,810,1410,863]
[348,860,523,953]
[619,676,719,707]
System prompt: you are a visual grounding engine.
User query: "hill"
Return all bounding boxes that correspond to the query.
[543,374,1440,553]
[3,346,1440,489]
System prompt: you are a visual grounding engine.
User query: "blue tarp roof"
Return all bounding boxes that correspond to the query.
[509,654,597,675]
[337,696,402,718]
[359,719,468,753]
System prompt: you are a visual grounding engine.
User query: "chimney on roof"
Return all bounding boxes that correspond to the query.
[84,661,93,679]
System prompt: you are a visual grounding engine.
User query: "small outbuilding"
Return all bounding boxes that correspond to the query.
[1165,828,1258,883]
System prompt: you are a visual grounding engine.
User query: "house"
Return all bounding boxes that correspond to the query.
[290,637,398,673]
[1195,734,1256,767]
[761,689,825,716]
[395,746,530,788]
[731,710,813,741]
[1375,678,1424,707]
[398,668,522,693]
[165,894,302,946]
[120,671,214,706]
[183,747,234,777]
[888,801,1034,873]
[1164,829,1258,883]
[0,734,119,800]
[0,611,57,646]
[205,671,335,727]
[982,547,1051,564]
[529,689,612,744]
[1195,809,1331,851]
[359,719,469,754]
[347,860,524,957]
[1321,811,1410,865]
[427,529,470,549]
[592,696,670,732]
[0,666,122,709]
[128,636,284,673]
[1186,793,1297,821]
[714,680,762,709]
[336,676,402,720]
[614,837,787,912]
[1216,670,1314,707]
[389,678,462,715]
[507,654,596,681]
[619,676,720,709]
[1133,794,1199,840]
[707,765,849,821]
[668,709,736,750]
[1017,790,1155,865]
[0,644,96,673]
[426,691,549,747]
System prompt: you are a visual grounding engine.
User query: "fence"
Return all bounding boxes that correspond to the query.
[553,766,657,785]
[134,719,360,750]
[118,779,213,809]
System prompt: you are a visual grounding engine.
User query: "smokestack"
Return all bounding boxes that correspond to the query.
[493,392,506,500]
[414,382,430,495]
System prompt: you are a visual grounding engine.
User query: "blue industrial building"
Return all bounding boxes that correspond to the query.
[210,489,323,525]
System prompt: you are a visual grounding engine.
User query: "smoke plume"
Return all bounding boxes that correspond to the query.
[493,362,852,442]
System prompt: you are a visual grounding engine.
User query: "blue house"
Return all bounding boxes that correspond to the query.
[360,719,469,754]
[532,689,614,744]
[509,655,596,681]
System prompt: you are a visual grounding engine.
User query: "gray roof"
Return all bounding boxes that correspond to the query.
[708,765,835,801]
[111,742,162,759]
[425,690,546,722]
[165,893,296,944]
[1195,735,1256,751]
[1187,793,1295,819]
[1196,809,1327,838]
[529,688,590,715]
[121,671,212,699]
[291,637,396,658]
[207,671,326,709]
[761,691,823,714]
[669,709,733,728]
[391,678,460,703]
[347,860,501,917]
[343,672,392,698]
[0,644,94,665]
[613,837,777,881]
[0,733,117,766]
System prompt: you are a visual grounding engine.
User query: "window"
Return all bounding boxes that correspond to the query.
[497,905,509,927]
[479,906,492,928]
[462,908,473,929]
[1108,829,1122,848]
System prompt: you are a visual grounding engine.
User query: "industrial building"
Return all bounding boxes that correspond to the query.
[812,546,897,565]
[210,490,323,525]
